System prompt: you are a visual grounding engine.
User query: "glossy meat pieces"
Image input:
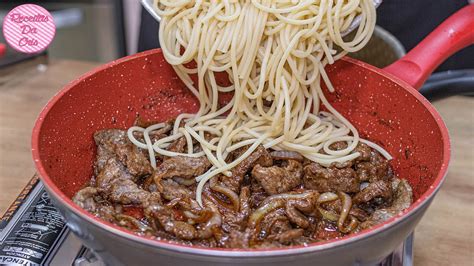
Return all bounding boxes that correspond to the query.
[251,160,303,195]
[303,163,360,193]
[147,203,198,240]
[144,194,222,241]
[153,156,211,182]
[220,145,273,192]
[285,199,313,228]
[96,158,150,205]
[74,128,413,248]
[359,179,413,230]
[355,145,391,182]
[94,129,153,177]
[353,180,393,204]
[320,200,369,221]
[249,177,268,208]
[248,190,319,243]
[159,178,194,201]
[314,220,343,240]
[72,187,116,222]
[258,208,292,241]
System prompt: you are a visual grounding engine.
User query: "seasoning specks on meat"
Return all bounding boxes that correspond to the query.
[303,163,360,193]
[251,159,302,195]
[220,145,273,192]
[153,156,211,183]
[94,129,153,177]
[353,180,392,204]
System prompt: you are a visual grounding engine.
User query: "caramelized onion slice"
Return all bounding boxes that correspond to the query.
[209,177,240,211]
[196,202,222,239]
[337,192,352,232]
[318,192,339,203]
[260,191,318,207]
[340,216,359,234]
[249,200,285,228]
[183,209,213,224]
[249,191,317,228]
[317,207,339,222]
[115,214,152,232]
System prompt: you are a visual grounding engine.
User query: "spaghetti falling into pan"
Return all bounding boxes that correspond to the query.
[73,0,413,248]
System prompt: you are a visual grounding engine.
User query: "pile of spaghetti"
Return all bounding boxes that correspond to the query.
[128,0,389,206]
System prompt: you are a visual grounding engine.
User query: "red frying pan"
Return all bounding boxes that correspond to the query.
[31,5,474,266]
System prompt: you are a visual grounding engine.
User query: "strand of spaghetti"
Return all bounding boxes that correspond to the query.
[196,133,268,206]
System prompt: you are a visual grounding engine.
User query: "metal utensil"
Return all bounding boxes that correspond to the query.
[141,0,383,37]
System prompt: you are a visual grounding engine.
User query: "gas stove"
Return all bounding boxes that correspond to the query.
[0,177,414,266]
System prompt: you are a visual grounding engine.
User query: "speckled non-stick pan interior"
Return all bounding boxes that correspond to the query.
[34,49,446,202]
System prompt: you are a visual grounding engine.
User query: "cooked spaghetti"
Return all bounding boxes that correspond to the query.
[73,0,416,248]
[127,0,387,206]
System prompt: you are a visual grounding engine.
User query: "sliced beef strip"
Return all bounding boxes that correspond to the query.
[147,204,198,240]
[303,163,360,193]
[353,180,393,204]
[159,178,194,201]
[285,199,312,228]
[132,118,173,142]
[133,116,165,128]
[73,187,99,211]
[327,168,359,193]
[153,156,211,184]
[330,160,353,169]
[389,179,413,211]
[249,177,267,208]
[355,148,391,182]
[72,187,116,222]
[259,209,292,240]
[325,142,353,168]
[269,150,304,162]
[95,157,134,188]
[329,141,348,151]
[206,186,250,234]
[107,178,151,205]
[145,194,220,241]
[327,142,373,168]
[251,160,303,195]
[96,158,150,205]
[94,129,152,178]
[220,145,273,192]
[252,191,318,243]
[283,191,319,230]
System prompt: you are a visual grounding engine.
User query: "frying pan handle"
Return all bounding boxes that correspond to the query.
[383,4,474,89]
[420,69,474,101]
